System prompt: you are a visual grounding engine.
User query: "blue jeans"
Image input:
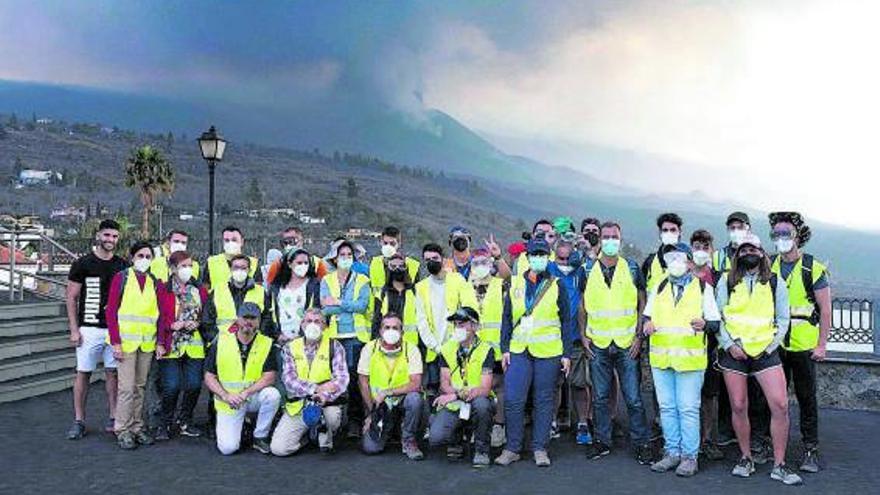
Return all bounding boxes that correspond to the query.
[340,338,365,423]
[652,367,704,458]
[590,343,649,446]
[504,352,560,452]
[158,357,203,425]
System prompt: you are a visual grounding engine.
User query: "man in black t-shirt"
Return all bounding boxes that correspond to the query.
[65,219,128,440]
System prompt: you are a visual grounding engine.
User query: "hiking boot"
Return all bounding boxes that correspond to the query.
[576,423,593,445]
[636,443,655,465]
[178,422,202,438]
[701,442,725,461]
[550,421,561,440]
[751,442,772,465]
[587,441,611,460]
[731,457,755,478]
[67,420,86,440]
[252,436,271,454]
[800,448,820,473]
[472,452,491,468]
[446,444,465,460]
[494,449,521,466]
[676,457,699,477]
[770,464,804,485]
[534,450,551,467]
[651,452,681,472]
[154,424,171,441]
[117,432,138,450]
[134,430,154,446]
[402,439,424,461]
[104,417,116,433]
[490,424,506,448]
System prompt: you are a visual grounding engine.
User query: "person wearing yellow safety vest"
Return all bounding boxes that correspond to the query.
[495,238,573,468]
[371,252,418,345]
[202,225,261,292]
[204,302,281,455]
[266,226,329,286]
[642,243,721,477]
[202,254,273,342]
[512,219,557,276]
[150,229,201,283]
[270,308,350,456]
[712,212,751,274]
[428,307,496,468]
[641,212,684,293]
[369,226,421,298]
[321,240,372,439]
[581,221,653,464]
[577,217,602,262]
[105,241,161,450]
[768,211,831,474]
[269,248,322,344]
[715,233,803,485]
[415,243,478,399]
[153,250,209,442]
[444,225,512,280]
[358,313,426,460]
[468,248,508,449]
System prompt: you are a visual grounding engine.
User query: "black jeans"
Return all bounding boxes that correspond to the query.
[781,349,819,448]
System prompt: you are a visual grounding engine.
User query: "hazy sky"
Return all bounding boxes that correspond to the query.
[1,0,877,229]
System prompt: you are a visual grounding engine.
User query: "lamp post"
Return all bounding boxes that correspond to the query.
[197,126,227,255]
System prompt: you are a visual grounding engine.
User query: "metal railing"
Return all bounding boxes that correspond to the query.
[829,298,875,349]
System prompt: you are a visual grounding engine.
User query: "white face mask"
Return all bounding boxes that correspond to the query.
[775,239,795,254]
[692,250,711,267]
[660,232,679,246]
[133,257,152,273]
[382,328,401,346]
[453,326,469,343]
[223,241,241,256]
[667,259,689,278]
[381,244,397,258]
[729,229,747,246]
[293,264,309,278]
[231,269,248,284]
[303,322,323,341]
[177,267,193,281]
[169,241,187,253]
[471,264,492,280]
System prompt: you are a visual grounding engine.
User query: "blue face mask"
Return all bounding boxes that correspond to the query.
[601,239,621,257]
[528,255,549,273]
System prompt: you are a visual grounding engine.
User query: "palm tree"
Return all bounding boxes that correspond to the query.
[124,145,175,239]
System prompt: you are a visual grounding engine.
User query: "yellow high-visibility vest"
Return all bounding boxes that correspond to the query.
[206,254,258,291]
[649,279,707,372]
[324,272,372,343]
[645,253,667,293]
[367,339,417,397]
[150,256,201,283]
[415,272,478,362]
[438,337,494,411]
[723,277,776,358]
[164,283,205,359]
[369,255,420,297]
[509,274,563,358]
[771,255,826,352]
[584,258,639,349]
[213,283,265,334]
[476,278,504,361]
[284,336,333,417]
[115,269,159,353]
[214,332,272,415]
[378,288,418,346]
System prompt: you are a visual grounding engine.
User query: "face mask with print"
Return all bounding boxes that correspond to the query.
[471,264,492,280]
[133,257,152,273]
[177,266,193,282]
[337,257,353,271]
[381,244,397,258]
[223,241,241,256]
[660,232,679,246]
[382,328,401,346]
[231,269,248,284]
[303,322,323,341]
[601,239,621,257]
[692,250,711,267]
[293,264,309,278]
[775,239,795,254]
[528,255,549,273]
[453,326,469,343]
[667,259,689,278]
[169,241,187,254]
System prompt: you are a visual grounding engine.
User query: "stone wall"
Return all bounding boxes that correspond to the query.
[817,353,880,411]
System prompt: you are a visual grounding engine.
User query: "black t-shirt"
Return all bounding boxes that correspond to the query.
[67,253,128,328]
[204,338,279,375]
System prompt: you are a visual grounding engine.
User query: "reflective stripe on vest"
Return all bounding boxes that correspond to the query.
[439,338,494,411]
[415,272,478,363]
[380,288,418,346]
[771,255,825,352]
[213,284,265,334]
[116,269,159,353]
[476,277,504,360]
[723,279,776,358]
[509,274,563,358]
[206,254,258,291]
[285,337,333,417]
[214,333,272,415]
[325,272,372,343]
[649,278,707,371]
[584,258,638,349]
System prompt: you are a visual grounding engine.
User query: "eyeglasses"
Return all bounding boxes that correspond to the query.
[770,230,794,240]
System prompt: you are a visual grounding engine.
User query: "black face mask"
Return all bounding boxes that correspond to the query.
[738,254,761,270]
[452,237,469,252]
[390,269,407,281]
[584,232,599,246]
[426,260,443,275]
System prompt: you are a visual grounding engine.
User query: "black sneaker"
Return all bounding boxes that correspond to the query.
[800,448,820,473]
[446,444,465,459]
[550,421,561,440]
[636,443,655,465]
[67,420,86,440]
[587,441,611,460]
[178,422,203,438]
[154,425,171,441]
[253,436,271,454]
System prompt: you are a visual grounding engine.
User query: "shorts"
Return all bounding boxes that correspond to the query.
[75,326,117,372]
[568,341,591,388]
[716,347,781,377]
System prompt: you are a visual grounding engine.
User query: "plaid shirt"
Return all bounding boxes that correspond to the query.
[280,339,349,401]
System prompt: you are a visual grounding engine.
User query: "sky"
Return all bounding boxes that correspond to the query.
[1,0,877,229]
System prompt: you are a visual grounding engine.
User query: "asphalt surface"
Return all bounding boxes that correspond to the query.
[1,384,878,494]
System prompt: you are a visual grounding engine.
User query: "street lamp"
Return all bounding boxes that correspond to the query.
[197,126,227,255]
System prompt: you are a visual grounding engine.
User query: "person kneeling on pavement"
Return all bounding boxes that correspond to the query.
[204,302,281,455]
[358,313,427,460]
[429,307,496,468]
[271,308,349,456]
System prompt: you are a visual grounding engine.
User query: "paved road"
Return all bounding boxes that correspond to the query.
[1,384,877,494]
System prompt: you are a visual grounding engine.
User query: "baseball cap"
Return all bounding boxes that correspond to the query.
[447,306,480,324]
[726,211,750,226]
[526,238,551,255]
[237,302,262,319]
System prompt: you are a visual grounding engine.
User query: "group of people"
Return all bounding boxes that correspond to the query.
[64,210,830,485]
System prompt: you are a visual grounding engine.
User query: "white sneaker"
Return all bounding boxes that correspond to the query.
[491,424,506,448]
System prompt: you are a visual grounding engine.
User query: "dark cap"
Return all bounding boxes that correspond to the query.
[661,242,693,258]
[237,302,262,319]
[726,211,750,226]
[447,306,480,324]
[526,238,551,255]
